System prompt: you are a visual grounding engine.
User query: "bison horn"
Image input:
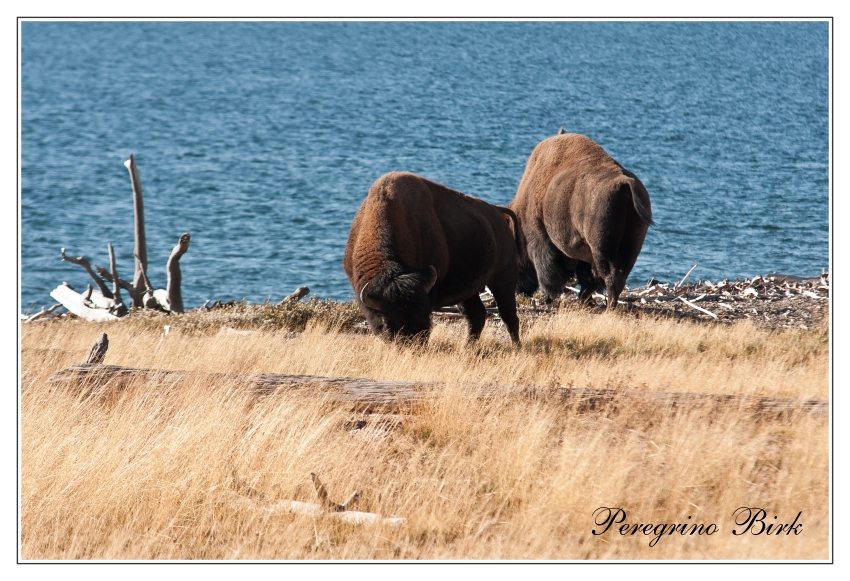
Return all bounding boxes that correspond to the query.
[424,266,438,293]
[359,281,382,311]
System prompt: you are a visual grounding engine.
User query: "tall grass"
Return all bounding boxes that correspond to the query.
[20,307,829,559]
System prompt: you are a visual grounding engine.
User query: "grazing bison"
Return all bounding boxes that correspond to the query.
[343,172,522,344]
[508,133,653,309]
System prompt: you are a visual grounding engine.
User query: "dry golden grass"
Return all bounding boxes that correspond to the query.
[20,305,829,560]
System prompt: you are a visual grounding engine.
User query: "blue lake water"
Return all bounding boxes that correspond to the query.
[20,21,829,311]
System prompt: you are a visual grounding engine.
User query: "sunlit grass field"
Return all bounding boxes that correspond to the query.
[20,304,829,560]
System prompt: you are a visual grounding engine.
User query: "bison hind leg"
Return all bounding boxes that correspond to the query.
[578,259,627,310]
[487,276,521,346]
[576,261,604,306]
[458,295,487,343]
[602,267,628,310]
[532,239,577,301]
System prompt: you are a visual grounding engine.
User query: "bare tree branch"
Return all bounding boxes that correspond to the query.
[95,265,134,292]
[60,248,113,299]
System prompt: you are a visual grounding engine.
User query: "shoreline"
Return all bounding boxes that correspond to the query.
[21,272,829,335]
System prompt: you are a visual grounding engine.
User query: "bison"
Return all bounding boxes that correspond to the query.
[508,133,653,308]
[343,171,522,344]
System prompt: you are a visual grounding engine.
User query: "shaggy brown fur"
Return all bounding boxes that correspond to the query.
[508,134,653,308]
[343,172,521,343]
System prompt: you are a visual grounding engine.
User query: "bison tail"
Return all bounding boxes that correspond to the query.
[497,206,526,255]
[625,178,655,227]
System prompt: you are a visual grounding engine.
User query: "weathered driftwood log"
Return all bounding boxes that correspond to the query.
[60,248,113,299]
[107,242,127,317]
[674,263,699,290]
[165,233,190,313]
[125,154,148,309]
[95,266,134,294]
[86,332,109,364]
[223,492,405,527]
[49,363,828,418]
[23,303,62,323]
[226,472,402,526]
[677,296,718,319]
[49,284,119,322]
[135,252,160,309]
[281,286,310,303]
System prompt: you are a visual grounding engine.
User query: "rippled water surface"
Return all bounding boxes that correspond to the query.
[21,21,829,310]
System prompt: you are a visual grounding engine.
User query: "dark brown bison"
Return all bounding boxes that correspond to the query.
[343,171,522,344]
[508,133,653,308]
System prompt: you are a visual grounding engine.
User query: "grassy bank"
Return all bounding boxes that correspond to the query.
[20,304,829,559]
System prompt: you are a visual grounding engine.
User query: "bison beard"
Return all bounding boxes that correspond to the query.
[509,133,653,309]
[344,172,522,344]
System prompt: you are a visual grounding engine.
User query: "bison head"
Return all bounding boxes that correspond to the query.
[358,266,438,342]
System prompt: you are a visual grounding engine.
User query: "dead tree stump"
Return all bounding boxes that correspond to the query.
[165,233,190,313]
[125,154,148,309]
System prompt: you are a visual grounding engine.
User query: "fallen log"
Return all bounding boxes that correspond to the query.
[48,362,828,418]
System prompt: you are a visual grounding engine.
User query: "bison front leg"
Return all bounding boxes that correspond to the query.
[458,295,487,342]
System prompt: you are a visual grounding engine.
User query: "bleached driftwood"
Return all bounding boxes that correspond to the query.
[133,233,192,313]
[125,154,148,309]
[226,472,404,527]
[223,493,406,527]
[49,284,119,322]
[23,303,62,323]
[677,296,718,319]
[281,286,310,303]
[675,263,698,290]
[135,252,160,309]
[107,242,127,317]
[165,233,190,313]
[60,248,113,299]
[95,266,134,294]
[51,157,194,315]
